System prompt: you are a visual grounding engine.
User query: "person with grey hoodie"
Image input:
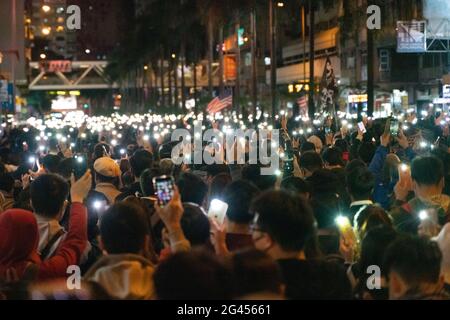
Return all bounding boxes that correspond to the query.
[84,188,189,299]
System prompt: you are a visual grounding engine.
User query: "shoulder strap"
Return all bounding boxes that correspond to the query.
[40,229,66,259]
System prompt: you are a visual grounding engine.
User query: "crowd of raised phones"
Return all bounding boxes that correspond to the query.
[0,110,450,300]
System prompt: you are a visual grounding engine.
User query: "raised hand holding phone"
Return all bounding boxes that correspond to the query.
[207,199,228,226]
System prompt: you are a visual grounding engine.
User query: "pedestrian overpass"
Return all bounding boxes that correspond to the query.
[28,60,118,91]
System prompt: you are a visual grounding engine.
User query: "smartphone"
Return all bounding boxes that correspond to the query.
[357,122,367,133]
[208,199,228,225]
[73,155,88,180]
[153,175,175,207]
[390,118,399,136]
[335,215,355,244]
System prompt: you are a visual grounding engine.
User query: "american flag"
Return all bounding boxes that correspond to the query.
[206,92,233,114]
[297,94,308,109]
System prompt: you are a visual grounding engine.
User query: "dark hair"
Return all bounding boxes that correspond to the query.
[357,142,376,164]
[383,235,442,286]
[42,154,62,173]
[206,164,231,178]
[334,139,349,153]
[177,172,208,206]
[251,190,315,252]
[298,151,323,173]
[411,155,444,186]
[346,166,374,200]
[322,147,344,167]
[30,174,69,218]
[208,172,232,201]
[0,173,14,193]
[300,141,316,154]
[308,169,340,197]
[230,249,282,297]
[153,249,233,299]
[56,157,74,179]
[93,143,110,161]
[129,149,153,179]
[280,176,311,195]
[345,159,366,174]
[99,202,148,254]
[241,164,276,191]
[354,205,392,236]
[139,167,161,197]
[356,226,398,299]
[180,203,211,246]
[223,180,259,224]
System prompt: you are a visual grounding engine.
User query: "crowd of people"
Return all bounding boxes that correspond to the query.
[0,107,449,300]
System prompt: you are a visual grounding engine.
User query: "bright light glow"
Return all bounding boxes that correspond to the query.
[143,134,149,141]
[120,149,126,155]
[275,169,282,176]
[77,157,83,163]
[41,27,51,36]
[400,164,408,172]
[419,210,428,221]
[42,5,51,12]
[85,49,91,54]
[40,53,47,59]
[111,139,117,146]
[93,201,102,210]
[335,215,350,228]
[28,156,36,164]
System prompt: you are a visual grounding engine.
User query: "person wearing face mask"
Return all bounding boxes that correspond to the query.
[249,190,352,300]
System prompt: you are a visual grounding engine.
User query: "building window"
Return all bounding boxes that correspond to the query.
[379,49,390,71]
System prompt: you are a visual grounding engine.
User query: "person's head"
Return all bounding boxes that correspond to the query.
[346,166,375,201]
[30,174,69,219]
[42,154,61,174]
[229,249,282,298]
[208,172,232,201]
[177,172,208,206]
[322,147,344,168]
[0,209,39,274]
[0,173,14,193]
[139,167,161,197]
[308,169,340,197]
[298,151,323,178]
[129,149,153,180]
[99,202,149,255]
[223,180,259,225]
[280,176,311,199]
[345,159,366,174]
[241,164,277,191]
[205,164,231,183]
[300,141,316,154]
[411,155,444,196]
[383,235,444,299]
[93,157,121,185]
[250,190,315,258]
[179,203,210,246]
[354,205,392,240]
[56,157,74,180]
[307,135,323,154]
[93,143,110,161]
[334,138,349,153]
[153,249,234,299]
[358,142,376,165]
[356,226,398,300]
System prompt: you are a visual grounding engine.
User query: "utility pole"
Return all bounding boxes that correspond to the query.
[250,8,258,119]
[367,27,374,117]
[269,0,277,123]
[308,0,315,119]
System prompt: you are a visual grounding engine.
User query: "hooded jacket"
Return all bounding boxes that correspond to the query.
[0,203,88,281]
[84,254,155,300]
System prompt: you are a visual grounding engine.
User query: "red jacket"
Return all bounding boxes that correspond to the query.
[38,202,88,280]
[0,203,87,281]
